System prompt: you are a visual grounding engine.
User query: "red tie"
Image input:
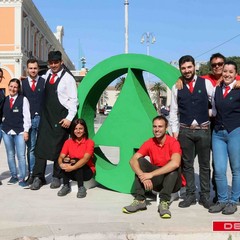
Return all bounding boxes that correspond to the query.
[188,80,194,93]
[31,79,36,91]
[223,86,230,98]
[9,97,14,109]
[49,73,57,84]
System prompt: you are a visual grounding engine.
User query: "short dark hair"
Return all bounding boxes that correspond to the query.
[210,53,226,63]
[0,68,3,75]
[48,51,62,61]
[70,118,89,140]
[27,58,39,67]
[179,55,195,67]
[8,78,22,94]
[224,60,238,73]
[152,115,168,127]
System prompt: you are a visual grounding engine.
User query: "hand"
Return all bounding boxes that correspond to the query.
[59,119,71,128]
[176,77,183,90]
[139,172,153,182]
[60,163,74,172]
[173,132,179,140]
[233,81,240,89]
[23,132,29,142]
[142,179,153,191]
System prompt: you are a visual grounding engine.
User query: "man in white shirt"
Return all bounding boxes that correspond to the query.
[169,55,214,209]
[31,51,78,190]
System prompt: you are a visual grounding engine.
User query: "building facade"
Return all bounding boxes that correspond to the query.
[0,0,75,93]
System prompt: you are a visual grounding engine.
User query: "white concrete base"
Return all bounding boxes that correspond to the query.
[71,178,98,192]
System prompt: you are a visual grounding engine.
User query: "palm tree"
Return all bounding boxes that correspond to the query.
[150,82,167,111]
[115,77,125,96]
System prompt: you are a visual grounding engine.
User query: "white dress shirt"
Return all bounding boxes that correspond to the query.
[169,75,214,133]
[43,68,78,121]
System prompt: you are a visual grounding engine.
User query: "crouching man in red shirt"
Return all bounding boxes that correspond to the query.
[122,115,182,219]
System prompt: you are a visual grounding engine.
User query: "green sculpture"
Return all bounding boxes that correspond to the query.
[77,53,180,193]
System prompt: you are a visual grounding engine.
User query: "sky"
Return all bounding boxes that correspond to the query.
[33,0,240,70]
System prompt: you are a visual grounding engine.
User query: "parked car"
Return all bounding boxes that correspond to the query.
[104,106,112,115]
[99,106,105,114]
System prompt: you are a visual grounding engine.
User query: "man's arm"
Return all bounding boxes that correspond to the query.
[129,152,144,176]
[139,153,181,182]
[169,85,179,139]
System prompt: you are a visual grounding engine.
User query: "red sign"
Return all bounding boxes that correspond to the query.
[213,221,240,231]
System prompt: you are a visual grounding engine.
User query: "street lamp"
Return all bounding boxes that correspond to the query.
[141,32,156,55]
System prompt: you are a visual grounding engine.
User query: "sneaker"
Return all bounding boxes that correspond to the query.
[77,186,87,198]
[178,195,196,208]
[222,203,237,215]
[7,177,18,185]
[158,200,171,219]
[57,184,71,197]
[50,177,61,189]
[30,177,43,190]
[199,197,210,209]
[209,202,227,213]
[18,180,29,189]
[122,199,147,214]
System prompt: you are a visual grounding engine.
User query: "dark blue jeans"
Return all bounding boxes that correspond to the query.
[178,127,211,199]
[134,158,181,201]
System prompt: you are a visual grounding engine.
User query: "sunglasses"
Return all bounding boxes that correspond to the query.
[211,62,224,68]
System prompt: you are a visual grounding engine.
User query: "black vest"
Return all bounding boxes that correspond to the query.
[177,77,209,125]
[22,77,45,118]
[2,95,24,134]
[214,86,240,133]
[0,89,5,124]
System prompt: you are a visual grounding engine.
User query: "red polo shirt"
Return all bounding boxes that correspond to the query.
[202,74,240,87]
[137,135,182,167]
[61,138,95,173]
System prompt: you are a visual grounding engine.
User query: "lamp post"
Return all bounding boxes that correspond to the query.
[124,0,129,53]
[141,32,156,90]
[141,32,156,56]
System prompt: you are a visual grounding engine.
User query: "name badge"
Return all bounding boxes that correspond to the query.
[13,108,19,113]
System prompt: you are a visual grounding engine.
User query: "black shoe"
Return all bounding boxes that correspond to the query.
[77,186,87,198]
[178,195,196,208]
[50,177,61,189]
[199,197,210,209]
[222,203,237,215]
[26,174,34,185]
[57,184,71,197]
[209,201,227,213]
[30,177,43,190]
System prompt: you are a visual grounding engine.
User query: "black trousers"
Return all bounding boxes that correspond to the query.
[134,158,181,202]
[178,127,211,199]
[62,164,93,188]
[32,157,62,182]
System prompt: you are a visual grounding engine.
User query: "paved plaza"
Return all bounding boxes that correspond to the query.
[0,118,239,240]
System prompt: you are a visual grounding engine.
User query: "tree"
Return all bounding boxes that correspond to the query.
[150,82,167,111]
[198,56,240,76]
[115,77,125,91]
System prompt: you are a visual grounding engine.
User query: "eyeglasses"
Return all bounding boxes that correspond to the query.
[211,62,224,68]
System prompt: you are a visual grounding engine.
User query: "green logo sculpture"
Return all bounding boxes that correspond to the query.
[77,54,180,193]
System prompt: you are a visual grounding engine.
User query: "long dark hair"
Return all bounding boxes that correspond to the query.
[70,118,89,140]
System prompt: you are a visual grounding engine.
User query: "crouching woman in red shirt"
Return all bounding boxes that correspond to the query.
[57,118,95,198]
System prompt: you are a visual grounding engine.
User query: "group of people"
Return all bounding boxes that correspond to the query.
[0,50,95,198]
[123,53,240,218]
[0,50,239,215]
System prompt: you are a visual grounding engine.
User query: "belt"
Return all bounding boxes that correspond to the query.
[180,123,209,130]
